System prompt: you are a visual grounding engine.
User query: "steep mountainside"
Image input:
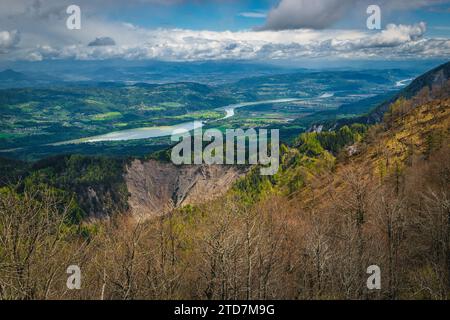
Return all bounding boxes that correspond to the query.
[368,61,450,122]
[300,97,449,211]
[125,159,247,218]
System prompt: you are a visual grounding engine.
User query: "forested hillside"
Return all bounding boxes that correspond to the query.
[0,76,448,299]
[368,61,450,122]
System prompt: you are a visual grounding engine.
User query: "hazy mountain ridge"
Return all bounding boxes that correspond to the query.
[368,61,450,122]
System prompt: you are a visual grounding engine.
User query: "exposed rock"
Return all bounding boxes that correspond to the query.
[125,159,247,219]
[308,124,323,133]
[346,144,359,157]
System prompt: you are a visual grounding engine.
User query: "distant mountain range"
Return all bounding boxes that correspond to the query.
[0,68,59,87]
[0,59,445,89]
[0,69,28,81]
[0,61,293,88]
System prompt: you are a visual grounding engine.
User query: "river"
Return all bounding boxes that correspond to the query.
[51,98,304,145]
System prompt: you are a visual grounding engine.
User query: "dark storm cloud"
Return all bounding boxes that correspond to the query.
[88,37,116,46]
[261,0,450,30]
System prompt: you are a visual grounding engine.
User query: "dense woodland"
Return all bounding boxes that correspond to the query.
[0,78,449,300]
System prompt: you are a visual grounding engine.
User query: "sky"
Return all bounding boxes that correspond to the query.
[0,0,449,62]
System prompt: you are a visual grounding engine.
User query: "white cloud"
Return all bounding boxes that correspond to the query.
[238,12,267,19]
[16,23,449,61]
[0,30,20,53]
[331,23,428,51]
[0,0,448,62]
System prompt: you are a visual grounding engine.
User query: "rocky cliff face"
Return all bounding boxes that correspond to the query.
[125,159,246,219]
